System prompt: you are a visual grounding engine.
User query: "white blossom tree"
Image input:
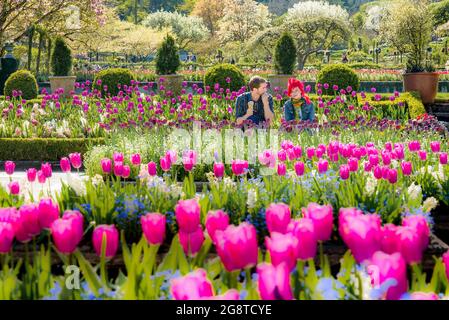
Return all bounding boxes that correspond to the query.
[142,10,209,49]
[217,0,272,44]
[249,1,351,70]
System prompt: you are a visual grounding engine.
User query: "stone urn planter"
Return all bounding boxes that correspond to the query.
[158,74,183,96]
[403,72,439,104]
[268,74,292,93]
[49,76,76,97]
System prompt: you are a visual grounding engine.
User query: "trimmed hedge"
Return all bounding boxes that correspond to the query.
[0,138,104,161]
[204,64,246,92]
[93,68,135,97]
[316,64,360,95]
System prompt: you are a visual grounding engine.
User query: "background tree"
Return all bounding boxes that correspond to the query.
[191,0,226,35]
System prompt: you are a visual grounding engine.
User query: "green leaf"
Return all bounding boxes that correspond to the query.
[74,250,102,295]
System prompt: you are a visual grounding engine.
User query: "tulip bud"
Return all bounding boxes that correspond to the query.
[4,160,15,175]
[27,168,37,182]
[131,153,141,166]
[69,153,82,169]
[141,213,166,245]
[92,224,119,259]
[101,158,112,174]
[60,157,71,173]
[8,181,20,195]
[213,162,225,178]
[175,199,201,233]
[266,203,291,234]
[294,161,305,176]
[277,163,286,176]
[440,152,448,165]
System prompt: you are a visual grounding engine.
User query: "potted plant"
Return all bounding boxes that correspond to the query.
[155,34,182,95]
[49,36,76,98]
[382,0,439,104]
[268,32,297,92]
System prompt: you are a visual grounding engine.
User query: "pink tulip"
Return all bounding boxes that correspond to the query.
[317,159,328,174]
[141,213,166,245]
[287,148,296,161]
[381,166,390,180]
[231,160,248,176]
[443,251,449,282]
[170,269,214,300]
[147,161,157,176]
[213,162,225,178]
[18,204,41,237]
[60,157,71,173]
[340,213,381,263]
[402,215,430,251]
[277,150,287,162]
[340,164,350,180]
[277,163,286,176]
[373,166,382,179]
[215,223,258,271]
[348,157,358,172]
[210,289,240,300]
[381,151,391,165]
[4,161,15,175]
[385,142,392,152]
[113,152,124,162]
[294,161,305,176]
[69,153,82,169]
[306,147,315,160]
[101,158,112,174]
[265,232,298,270]
[92,224,119,259]
[287,218,317,261]
[38,198,60,229]
[121,165,131,179]
[367,251,408,300]
[266,203,291,234]
[165,150,177,165]
[364,161,372,172]
[394,146,405,160]
[113,162,123,176]
[27,168,37,182]
[131,153,141,166]
[205,210,229,244]
[51,215,83,254]
[8,181,19,195]
[430,141,441,153]
[368,154,379,166]
[62,210,84,244]
[0,222,14,253]
[41,162,52,178]
[175,199,201,233]
[380,224,400,254]
[160,156,171,172]
[401,161,412,176]
[388,169,398,184]
[440,152,448,165]
[302,203,333,242]
[257,263,293,300]
[179,226,204,257]
[293,146,302,158]
[396,226,423,264]
[418,150,427,161]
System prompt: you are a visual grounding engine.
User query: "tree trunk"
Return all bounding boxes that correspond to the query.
[27,26,35,70]
[35,32,44,78]
[46,38,52,75]
[297,54,307,71]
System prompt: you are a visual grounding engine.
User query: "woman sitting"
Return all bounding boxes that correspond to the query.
[283,78,315,122]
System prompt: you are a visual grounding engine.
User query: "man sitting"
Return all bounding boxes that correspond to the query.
[235,76,274,126]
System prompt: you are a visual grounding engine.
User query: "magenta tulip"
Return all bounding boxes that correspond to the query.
[113,152,124,162]
[141,212,166,245]
[8,181,19,195]
[38,198,60,229]
[266,203,291,234]
[27,168,37,182]
[440,152,448,165]
[51,217,83,255]
[380,224,400,254]
[396,226,423,264]
[121,165,131,179]
[5,160,15,175]
[373,166,382,180]
[340,164,350,180]
[179,226,204,257]
[92,224,119,259]
[131,153,141,166]
[0,222,14,253]
[367,251,408,300]
[160,156,171,172]
[205,210,229,244]
[348,157,358,172]
[430,141,441,153]
[101,158,112,174]
[277,163,286,176]
[388,169,398,184]
[215,222,258,271]
[69,153,82,169]
[402,215,430,251]
[317,159,328,174]
[287,218,317,261]
[265,232,298,271]
[306,147,315,160]
[175,199,201,233]
[41,162,52,178]
[147,161,157,176]
[62,210,84,244]
[257,263,293,300]
[213,162,225,178]
[302,203,333,242]
[401,161,412,176]
[443,251,449,282]
[294,161,305,176]
[113,162,123,176]
[18,204,41,237]
[165,150,177,165]
[170,269,214,300]
[60,157,71,173]
[418,150,427,161]
[277,149,287,162]
[231,159,248,176]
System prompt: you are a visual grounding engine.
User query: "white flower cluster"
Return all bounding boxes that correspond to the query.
[364,175,377,196]
[407,183,422,201]
[247,188,257,209]
[422,197,438,213]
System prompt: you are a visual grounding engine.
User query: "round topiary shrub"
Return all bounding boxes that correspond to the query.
[93,68,135,96]
[51,37,72,76]
[204,63,246,92]
[316,64,360,94]
[4,70,38,100]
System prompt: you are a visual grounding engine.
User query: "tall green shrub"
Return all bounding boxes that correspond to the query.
[51,37,72,76]
[274,32,297,75]
[156,34,180,75]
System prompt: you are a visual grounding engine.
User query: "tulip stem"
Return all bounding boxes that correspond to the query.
[319,241,324,270]
[245,268,253,300]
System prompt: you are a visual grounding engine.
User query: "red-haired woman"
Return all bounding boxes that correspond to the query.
[283,78,315,122]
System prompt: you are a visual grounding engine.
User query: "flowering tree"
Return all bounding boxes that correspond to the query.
[249,1,351,70]
[142,10,209,49]
[0,0,105,54]
[191,0,226,35]
[217,0,271,44]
